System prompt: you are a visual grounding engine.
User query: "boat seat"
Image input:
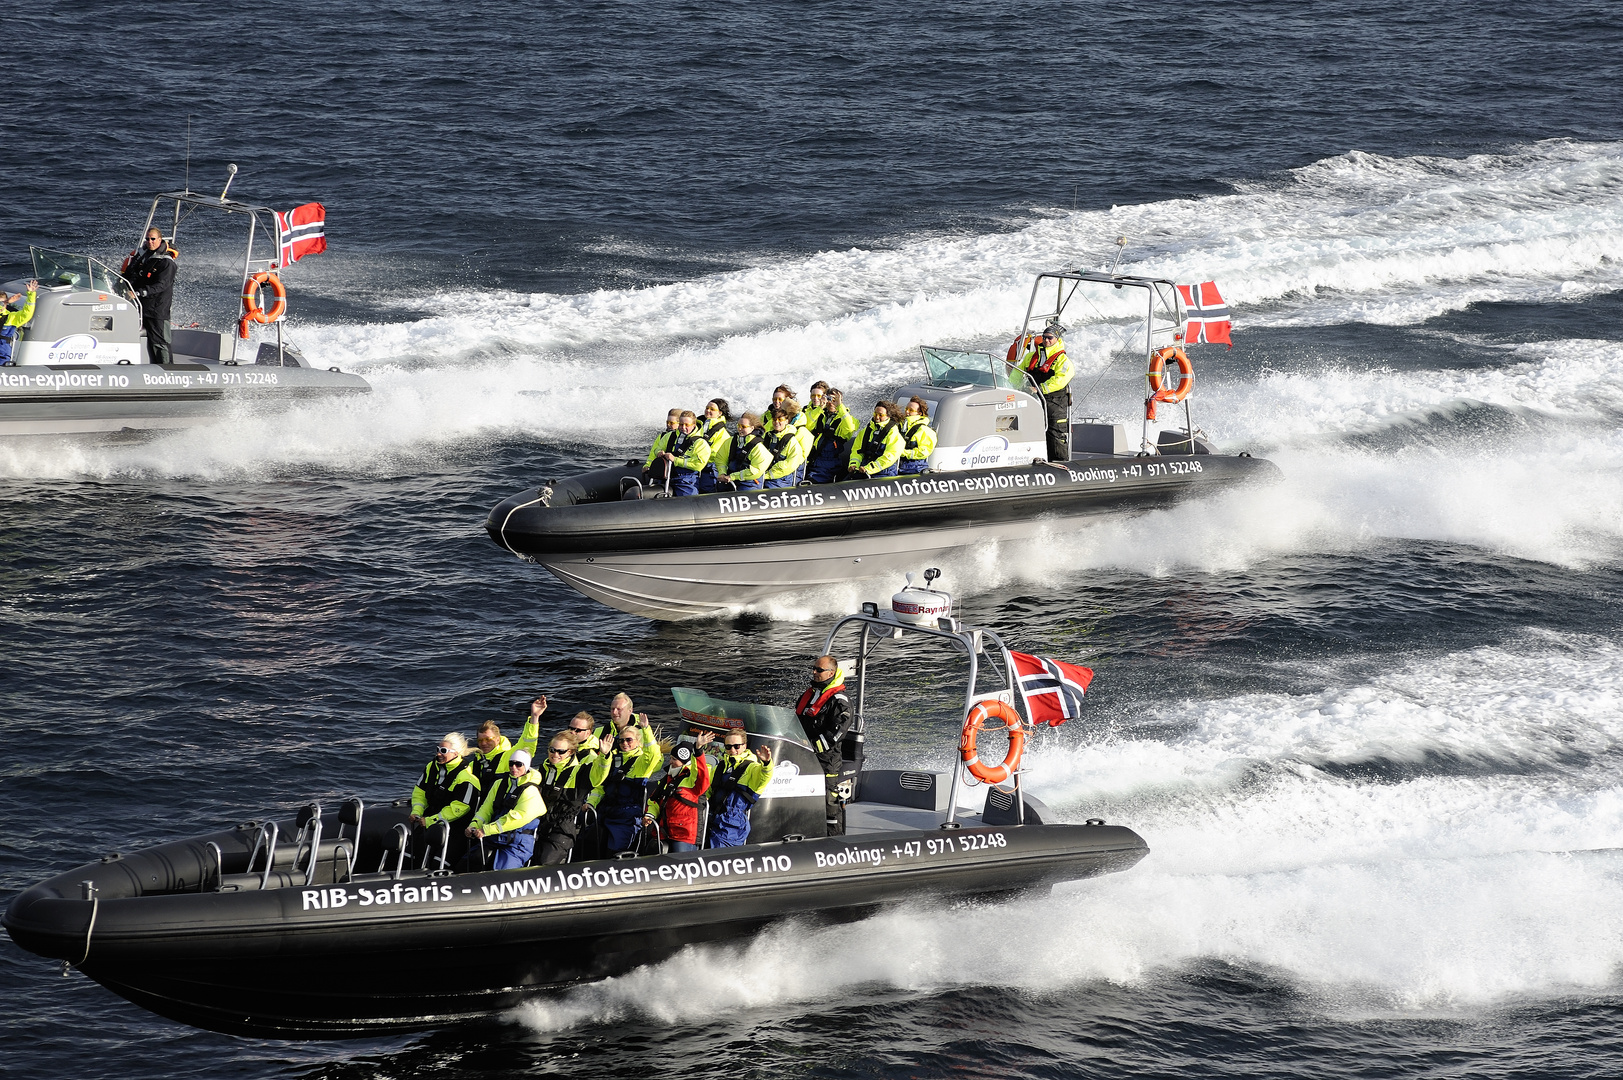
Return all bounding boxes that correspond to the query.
[170,328,222,363]
[1072,422,1128,455]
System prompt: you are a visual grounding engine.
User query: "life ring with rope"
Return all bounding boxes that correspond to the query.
[1144,344,1194,420]
[960,698,1026,785]
[240,271,287,327]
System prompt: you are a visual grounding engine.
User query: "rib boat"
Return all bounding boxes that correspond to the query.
[487,270,1279,619]
[3,579,1146,1039]
[0,170,368,436]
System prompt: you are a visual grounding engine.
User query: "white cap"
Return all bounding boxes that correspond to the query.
[510,749,532,768]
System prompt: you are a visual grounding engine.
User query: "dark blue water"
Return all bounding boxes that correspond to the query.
[6,2,1623,1076]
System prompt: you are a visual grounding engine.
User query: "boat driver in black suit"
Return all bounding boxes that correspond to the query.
[795,654,857,835]
[124,228,176,365]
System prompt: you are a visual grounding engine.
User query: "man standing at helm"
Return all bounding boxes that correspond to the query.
[1015,322,1074,461]
[124,228,176,366]
[796,654,856,836]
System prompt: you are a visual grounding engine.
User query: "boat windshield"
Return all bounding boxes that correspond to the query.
[921,346,1036,393]
[670,687,810,746]
[30,247,138,305]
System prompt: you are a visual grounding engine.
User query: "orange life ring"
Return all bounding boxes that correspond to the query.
[960,699,1026,785]
[1145,345,1194,420]
[241,271,287,326]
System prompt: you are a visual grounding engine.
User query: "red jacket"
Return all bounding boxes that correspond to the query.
[650,755,712,845]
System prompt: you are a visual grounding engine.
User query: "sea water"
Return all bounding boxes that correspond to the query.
[4,2,1623,1076]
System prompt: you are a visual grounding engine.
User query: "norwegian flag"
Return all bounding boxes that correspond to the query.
[1176,280,1233,348]
[1010,651,1094,727]
[275,202,327,268]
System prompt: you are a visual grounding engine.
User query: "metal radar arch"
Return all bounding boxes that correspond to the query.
[1013,269,1196,455]
[137,165,300,366]
[819,568,1035,828]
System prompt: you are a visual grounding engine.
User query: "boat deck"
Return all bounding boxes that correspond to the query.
[846,801,988,833]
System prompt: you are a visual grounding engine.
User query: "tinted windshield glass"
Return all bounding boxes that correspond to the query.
[32,247,93,288]
[670,688,809,745]
[922,347,1034,392]
[31,247,138,305]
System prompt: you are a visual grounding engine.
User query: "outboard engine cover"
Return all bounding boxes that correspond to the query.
[891,569,952,626]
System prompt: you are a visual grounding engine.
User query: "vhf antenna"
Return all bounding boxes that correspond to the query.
[184,114,192,194]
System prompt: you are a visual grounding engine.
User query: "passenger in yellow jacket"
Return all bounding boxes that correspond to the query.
[468,749,547,870]
[791,404,814,482]
[588,722,666,853]
[468,695,546,794]
[806,386,859,482]
[0,280,38,366]
[897,396,936,475]
[761,407,807,489]
[643,409,682,470]
[699,730,776,848]
[410,732,482,869]
[848,401,904,478]
[654,409,712,496]
[698,398,732,493]
[714,412,773,490]
[1014,325,1075,461]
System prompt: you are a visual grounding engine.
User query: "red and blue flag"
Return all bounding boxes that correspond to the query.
[1010,651,1094,726]
[1176,280,1232,347]
[276,203,328,268]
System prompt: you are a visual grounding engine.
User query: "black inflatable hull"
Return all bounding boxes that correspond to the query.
[487,455,1281,618]
[5,809,1146,1039]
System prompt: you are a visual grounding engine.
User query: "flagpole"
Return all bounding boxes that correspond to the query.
[1003,644,1027,826]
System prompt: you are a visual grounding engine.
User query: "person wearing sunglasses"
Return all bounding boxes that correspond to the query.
[409,732,482,869]
[586,721,665,855]
[466,749,546,870]
[1013,322,1074,461]
[700,730,775,849]
[124,228,177,365]
[531,736,593,865]
[796,655,855,835]
[565,711,602,759]
[645,742,712,852]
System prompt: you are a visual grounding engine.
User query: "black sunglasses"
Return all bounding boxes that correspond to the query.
[548,747,572,755]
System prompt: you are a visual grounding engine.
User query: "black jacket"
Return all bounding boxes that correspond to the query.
[124,248,176,320]
[797,685,854,772]
[536,760,591,837]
